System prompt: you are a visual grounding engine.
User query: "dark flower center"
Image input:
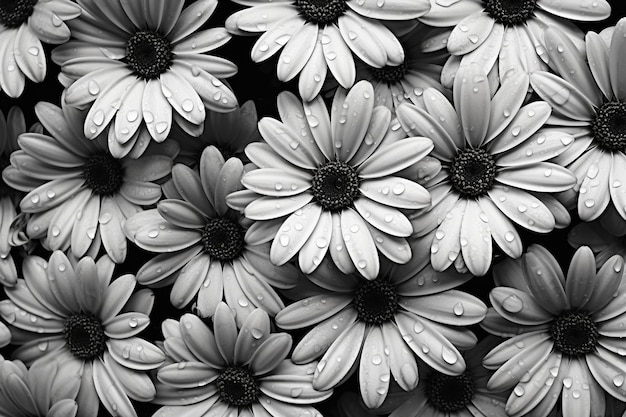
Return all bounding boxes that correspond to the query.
[217,367,259,407]
[82,153,124,195]
[483,0,537,26]
[426,371,475,412]
[354,278,398,324]
[551,311,598,356]
[0,0,36,28]
[125,31,173,79]
[202,217,245,261]
[592,101,626,153]
[449,148,496,198]
[312,161,360,211]
[369,60,408,83]
[63,313,107,360]
[0,157,14,198]
[295,0,347,25]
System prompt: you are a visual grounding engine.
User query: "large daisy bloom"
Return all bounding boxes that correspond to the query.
[124,146,297,325]
[53,0,238,155]
[482,244,626,417]
[225,0,430,101]
[397,64,575,276]
[530,19,626,222]
[2,101,174,264]
[0,355,80,417]
[153,303,333,416]
[0,251,166,417]
[235,81,434,280]
[0,0,81,97]
[276,247,487,409]
[418,0,610,88]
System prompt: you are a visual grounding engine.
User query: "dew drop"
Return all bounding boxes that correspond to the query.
[501,294,523,313]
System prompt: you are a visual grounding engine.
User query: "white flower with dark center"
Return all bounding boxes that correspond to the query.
[1,102,173,264]
[225,0,430,100]
[124,146,298,326]
[52,0,237,157]
[530,19,626,222]
[397,64,575,276]
[0,0,81,97]
[0,251,165,417]
[276,251,486,409]
[234,81,434,280]
[482,244,626,417]
[153,303,332,417]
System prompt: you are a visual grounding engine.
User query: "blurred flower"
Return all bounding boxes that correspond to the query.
[53,0,237,156]
[397,64,575,276]
[235,81,434,279]
[482,244,626,417]
[569,206,626,268]
[0,0,81,97]
[0,251,165,417]
[153,303,332,416]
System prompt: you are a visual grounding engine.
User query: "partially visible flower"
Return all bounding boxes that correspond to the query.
[0,251,165,417]
[225,0,430,100]
[569,207,626,268]
[53,0,237,156]
[124,146,297,325]
[0,0,81,97]
[2,102,173,264]
[235,81,434,279]
[397,64,575,276]
[482,244,626,417]
[153,303,332,416]
[276,248,486,408]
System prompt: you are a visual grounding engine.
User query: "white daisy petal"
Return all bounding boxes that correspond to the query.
[98,196,127,263]
[585,32,612,100]
[338,12,387,68]
[169,254,210,308]
[380,323,418,391]
[489,287,553,325]
[346,0,430,20]
[496,163,575,193]
[173,62,237,112]
[447,12,494,56]
[354,198,412,237]
[249,334,292,375]
[276,294,353,330]
[298,210,332,274]
[486,72,530,143]
[431,199,466,272]
[358,137,434,179]
[258,116,321,170]
[298,40,327,101]
[270,202,322,265]
[168,0,217,42]
[459,199,492,276]
[487,186,555,233]
[341,208,380,279]
[92,359,136,417]
[461,23,504,78]
[113,80,145,144]
[495,130,574,166]
[453,63,490,148]
[489,101,553,154]
[250,16,306,62]
[331,80,374,163]
[610,19,626,101]
[159,70,205,125]
[360,177,431,210]
[529,72,595,121]
[322,24,356,89]
[83,74,136,139]
[478,196,522,259]
[609,152,626,221]
[142,79,173,142]
[349,106,391,167]
[585,347,626,401]
[0,31,25,98]
[15,26,46,82]
[242,168,311,197]
[577,152,611,221]
[330,212,356,274]
[537,0,610,21]
[359,326,390,408]
[277,23,318,82]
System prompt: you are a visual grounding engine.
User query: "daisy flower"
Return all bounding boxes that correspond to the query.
[482,244,626,417]
[124,146,297,325]
[53,0,238,155]
[0,0,81,97]
[396,64,575,276]
[530,19,626,222]
[0,251,166,417]
[1,101,174,264]
[276,247,487,409]
[569,207,626,268]
[236,81,434,280]
[153,303,333,417]
[418,0,610,88]
[225,0,431,100]
[0,355,80,417]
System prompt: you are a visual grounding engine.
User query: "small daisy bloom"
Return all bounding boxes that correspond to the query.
[236,81,434,279]
[2,101,173,263]
[397,64,575,276]
[53,0,237,154]
[418,0,610,88]
[0,251,166,417]
[569,208,626,268]
[530,20,626,222]
[482,244,626,417]
[225,0,430,100]
[124,146,297,325]
[0,355,80,417]
[276,247,487,409]
[0,0,81,97]
[153,303,332,416]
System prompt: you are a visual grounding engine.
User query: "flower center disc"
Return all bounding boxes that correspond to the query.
[312,161,360,211]
[426,371,475,412]
[63,313,107,360]
[83,153,124,195]
[592,101,626,153]
[202,217,245,261]
[551,311,598,356]
[0,0,37,28]
[369,61,408,83]
[483,0,537,26]
[217,367,259,407]
[449,148,496,198]
[354,279,398,324]
[295,0,347,25]
[126,31,173,79]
